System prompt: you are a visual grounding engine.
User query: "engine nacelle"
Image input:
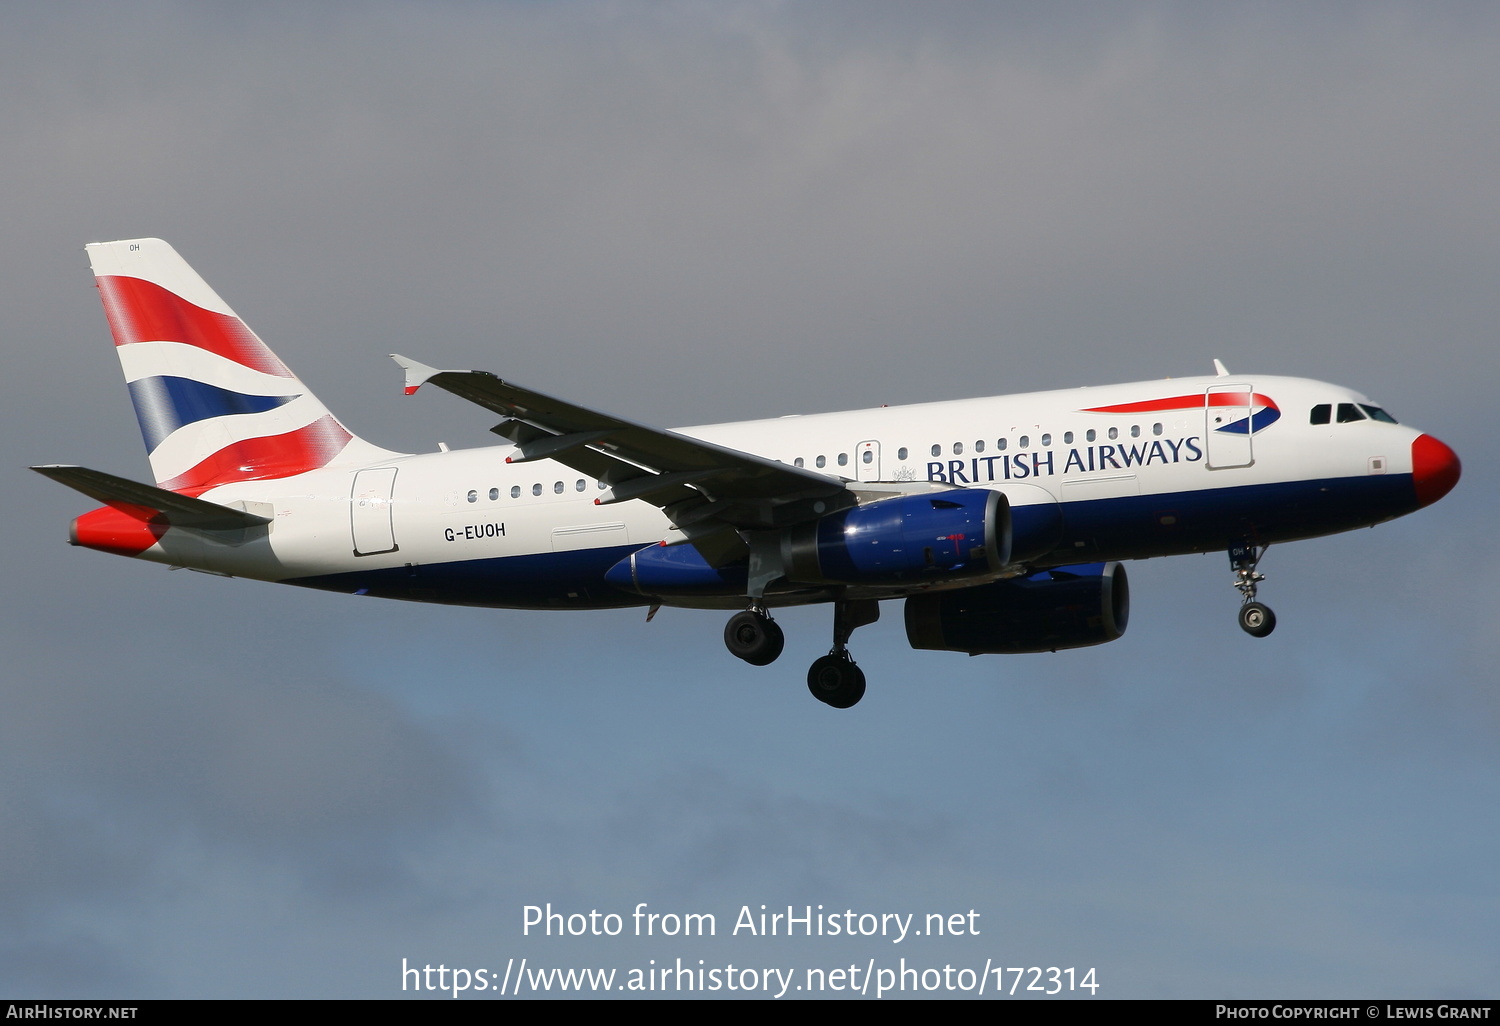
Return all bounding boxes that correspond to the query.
[605,541,747,596]
[904,561,1129,654]
[783,489,1010,586]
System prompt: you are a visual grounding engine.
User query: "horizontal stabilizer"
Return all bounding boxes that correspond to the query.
[31,465,272,530]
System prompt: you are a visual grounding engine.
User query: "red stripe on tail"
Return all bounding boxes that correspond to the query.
[157,415,352,495]
[96,275,293,377]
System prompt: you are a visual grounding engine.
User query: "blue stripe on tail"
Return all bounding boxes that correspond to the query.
[126,376,300,452]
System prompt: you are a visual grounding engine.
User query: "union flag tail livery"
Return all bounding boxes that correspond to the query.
[35,239,1462,709]
[86,238,391,495]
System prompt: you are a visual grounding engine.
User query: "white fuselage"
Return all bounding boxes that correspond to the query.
[127,372,1429,610]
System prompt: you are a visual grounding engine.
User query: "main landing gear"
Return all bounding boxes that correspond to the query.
[806,598,879,709]
[722,597,879,709]
[724,606,785,666]
[807,652,865,709]
[1230,544,1276,638]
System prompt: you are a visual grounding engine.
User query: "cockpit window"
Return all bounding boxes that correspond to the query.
[1310,404,1331,425]
[1336,403,1366,423]
[1360,404,1398,424]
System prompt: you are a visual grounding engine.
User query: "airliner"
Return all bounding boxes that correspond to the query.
[34,239,1461,708]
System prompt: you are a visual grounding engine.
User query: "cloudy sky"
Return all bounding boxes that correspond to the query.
[3,1,1496,999]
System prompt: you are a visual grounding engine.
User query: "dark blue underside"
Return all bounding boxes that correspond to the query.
[290,542,648,609]
[287,474,1417,609]
[1053,471,1414,562]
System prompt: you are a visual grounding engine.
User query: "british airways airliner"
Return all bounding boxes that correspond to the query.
[34,239,1461,708]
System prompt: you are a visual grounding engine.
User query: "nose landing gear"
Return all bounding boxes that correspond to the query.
[1238,601,1276,637]
[1230,544,1276,638]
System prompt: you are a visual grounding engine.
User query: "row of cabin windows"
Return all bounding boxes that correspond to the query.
[792,453,851,469]
[467,479,604,502]
[787,423,1167,472]
[1310,403,1398,425]
[932,423,1164,457]
[791,424,1168,468]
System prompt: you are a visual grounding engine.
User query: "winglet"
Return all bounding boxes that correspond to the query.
[391,354,442,396]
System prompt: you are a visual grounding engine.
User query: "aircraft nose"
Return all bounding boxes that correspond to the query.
[1411,434,1461,507]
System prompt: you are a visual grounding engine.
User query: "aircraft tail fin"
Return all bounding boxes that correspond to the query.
[85,238,395,495]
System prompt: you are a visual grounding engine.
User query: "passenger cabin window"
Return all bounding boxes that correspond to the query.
[1086,429,1096,442]
[897,447,908,460]
[1337,403,1366,423]
[837,453,848,466]
[953,442,964,455]
[1310,404,1331,425]
[1019,435,1030,448]
[467,490,477,503]
[511,485,521,498]
[1041,433,1051,446]
[997,438,1007,451]
[794,457,804,468]
[930,444,941,457]
[816,455,826,468]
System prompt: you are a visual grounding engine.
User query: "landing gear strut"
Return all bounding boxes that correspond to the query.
[724,607,785,666]
[807,598,879,708]
[1230,544,1276,638]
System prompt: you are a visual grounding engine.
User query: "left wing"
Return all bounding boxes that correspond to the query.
[392,356,853,564]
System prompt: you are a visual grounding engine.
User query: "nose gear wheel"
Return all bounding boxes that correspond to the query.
[1230,544,1276,638]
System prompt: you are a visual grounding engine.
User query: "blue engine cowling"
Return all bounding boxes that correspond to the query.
[903,561,1129,654]
[606,489,1012,597]
[604,542,748,596]
[783,489,1010,586]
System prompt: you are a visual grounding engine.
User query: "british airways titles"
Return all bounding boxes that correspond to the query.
[926,434,1204,485]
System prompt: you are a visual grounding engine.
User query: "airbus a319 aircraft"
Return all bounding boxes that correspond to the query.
[35,239,1461,708]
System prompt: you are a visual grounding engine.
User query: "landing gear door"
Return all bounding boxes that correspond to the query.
[351,467,399,555]
[1205,385,1254,469]
[855,440,881,482]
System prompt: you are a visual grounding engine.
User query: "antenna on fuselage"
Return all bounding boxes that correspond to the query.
[1213,359,1230,376]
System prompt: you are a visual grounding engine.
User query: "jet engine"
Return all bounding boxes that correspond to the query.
[606,488,1012,597]
[904,561,1129,654]
[781,489,1010,586]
